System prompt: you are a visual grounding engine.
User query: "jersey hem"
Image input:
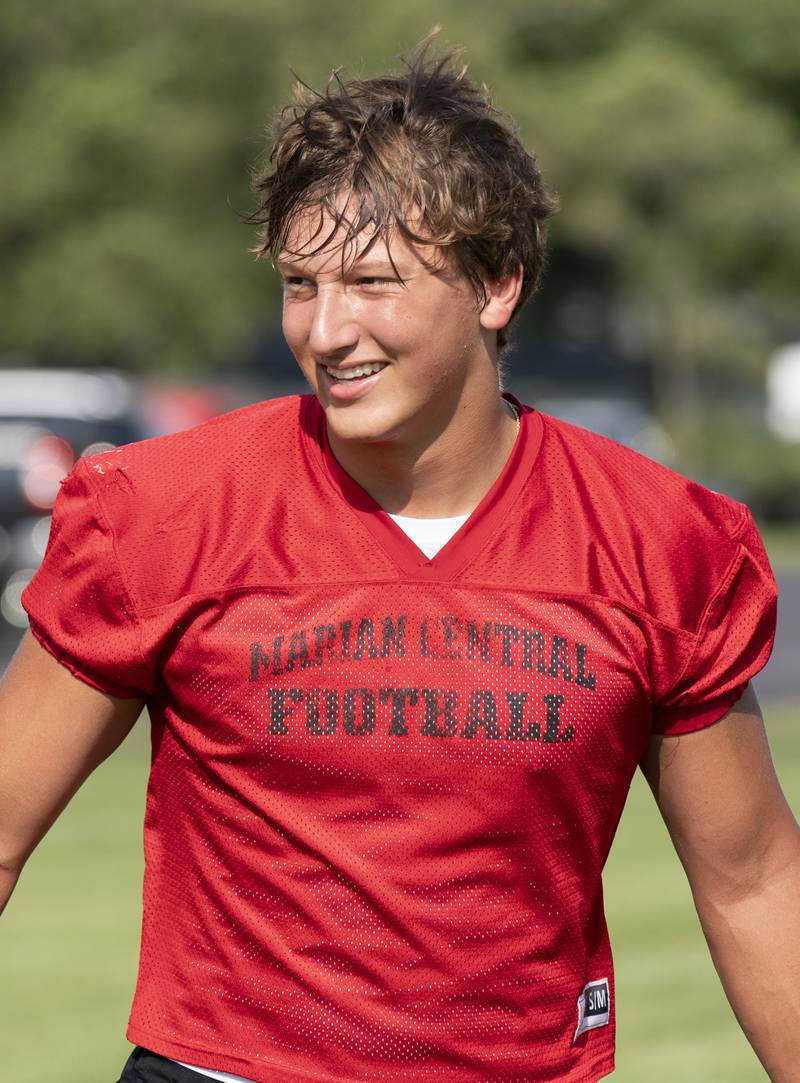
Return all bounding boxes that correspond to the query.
[126,1028,615,1083]
[651,679,749,735]
[25,618,143,699]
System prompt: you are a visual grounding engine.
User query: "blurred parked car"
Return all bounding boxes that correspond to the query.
[0,368,145,630]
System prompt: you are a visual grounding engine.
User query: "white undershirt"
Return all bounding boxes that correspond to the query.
[173,513,468,1082]
[175,1065,255,1082]
[386,511,470,557]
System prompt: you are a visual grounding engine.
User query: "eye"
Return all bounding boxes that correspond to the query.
[282,276,315,293]
[355,276,401,289]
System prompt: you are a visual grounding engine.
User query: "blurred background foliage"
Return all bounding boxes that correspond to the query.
[1,10,798,1078]
[2,0,800,513]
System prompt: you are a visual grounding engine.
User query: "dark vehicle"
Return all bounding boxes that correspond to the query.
[0,369,144,632]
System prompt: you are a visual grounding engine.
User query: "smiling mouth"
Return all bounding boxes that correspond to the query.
[324,362,388,382]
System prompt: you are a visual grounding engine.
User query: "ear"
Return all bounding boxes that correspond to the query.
[478,263,524,332]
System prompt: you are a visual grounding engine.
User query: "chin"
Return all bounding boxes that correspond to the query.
[321,400,400,445]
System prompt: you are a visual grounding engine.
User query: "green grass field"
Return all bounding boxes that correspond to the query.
[1,703,796,1082]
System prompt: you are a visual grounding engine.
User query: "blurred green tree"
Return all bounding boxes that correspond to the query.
[490,15,800,467]
[2,0,800,492]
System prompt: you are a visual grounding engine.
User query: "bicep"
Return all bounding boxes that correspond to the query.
[641,685,797,898]
[0,631,144,871]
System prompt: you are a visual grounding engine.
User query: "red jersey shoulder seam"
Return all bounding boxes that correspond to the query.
[657,537,748,707]
[127,574,694,644]
[72,457,148,666]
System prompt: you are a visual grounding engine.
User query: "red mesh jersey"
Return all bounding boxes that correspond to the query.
[22,395,777,1083]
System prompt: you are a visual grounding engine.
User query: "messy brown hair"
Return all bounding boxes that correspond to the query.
[249,32,559,352]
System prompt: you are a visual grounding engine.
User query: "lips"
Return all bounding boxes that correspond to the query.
[320,361,388,401]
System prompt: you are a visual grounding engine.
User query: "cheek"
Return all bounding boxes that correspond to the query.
[281,304,308,357]
[407,303,481,368]
[376,296,456,350]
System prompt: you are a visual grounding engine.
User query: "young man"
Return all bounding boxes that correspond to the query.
[1,41,798,1083]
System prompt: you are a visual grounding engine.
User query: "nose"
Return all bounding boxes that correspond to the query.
[308,285,360,360]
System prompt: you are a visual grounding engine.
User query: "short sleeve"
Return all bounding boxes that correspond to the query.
[651,507,778,735]
[21,458,154,699]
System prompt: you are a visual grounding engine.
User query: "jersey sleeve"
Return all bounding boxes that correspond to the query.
[21,457,155,699]
[651,506,777,735]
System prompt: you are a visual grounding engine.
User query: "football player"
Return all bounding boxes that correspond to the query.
[1,36,798,1083]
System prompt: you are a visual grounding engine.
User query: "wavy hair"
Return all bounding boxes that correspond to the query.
[249,33,559,352]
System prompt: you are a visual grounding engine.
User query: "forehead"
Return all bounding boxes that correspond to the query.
[278,199,446,275]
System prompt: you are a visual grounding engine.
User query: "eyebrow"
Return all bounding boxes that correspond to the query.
[275,259,307,273]
[275,257,404,277]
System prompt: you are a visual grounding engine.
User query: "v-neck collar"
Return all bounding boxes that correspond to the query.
[301,394,544,581]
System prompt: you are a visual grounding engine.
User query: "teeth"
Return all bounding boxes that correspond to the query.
[326,362,386,380]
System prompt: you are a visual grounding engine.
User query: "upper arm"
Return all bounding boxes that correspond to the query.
[0,631,144,873]
[641,684,798,900]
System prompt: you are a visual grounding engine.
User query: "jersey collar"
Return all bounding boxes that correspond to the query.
[301,393,544,581]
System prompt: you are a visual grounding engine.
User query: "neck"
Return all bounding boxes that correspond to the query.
[327,391,519,518]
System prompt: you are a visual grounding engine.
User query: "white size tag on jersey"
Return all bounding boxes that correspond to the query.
[573,978,611,1042]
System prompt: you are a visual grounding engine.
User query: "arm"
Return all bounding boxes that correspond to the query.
[642,684,800,1082]
[0,630,143,915]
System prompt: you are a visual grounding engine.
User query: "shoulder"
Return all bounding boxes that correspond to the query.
[60,394,317,611]
[73,393,315,537]
[533,411,761,632]
[79,393,307,501]
[539,410,746,534]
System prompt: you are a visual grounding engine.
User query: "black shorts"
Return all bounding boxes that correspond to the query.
[117,1047,219,1082]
